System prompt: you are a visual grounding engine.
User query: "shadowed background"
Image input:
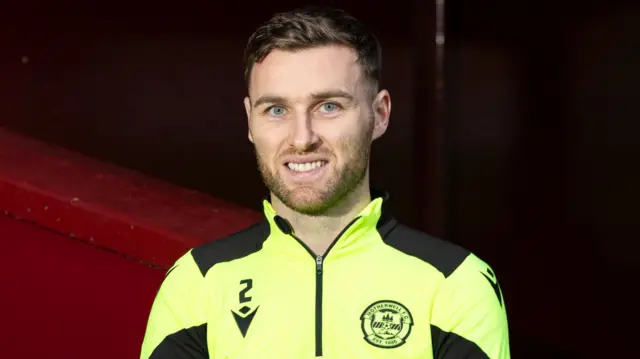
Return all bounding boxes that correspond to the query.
[1,0,638,357]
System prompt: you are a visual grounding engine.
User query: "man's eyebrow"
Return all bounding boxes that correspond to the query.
[253,95,287,108]
[309,90,355,102]
[252,90,355,108]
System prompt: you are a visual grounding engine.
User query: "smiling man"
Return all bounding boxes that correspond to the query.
[140,6,510,359]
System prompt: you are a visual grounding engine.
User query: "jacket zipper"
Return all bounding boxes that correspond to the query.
[290,217,361,357]
[315,255,324,357]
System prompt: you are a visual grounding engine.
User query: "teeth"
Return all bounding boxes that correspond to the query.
[287,161,325,172]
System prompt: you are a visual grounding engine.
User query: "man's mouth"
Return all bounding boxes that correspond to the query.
[286,160,327,173]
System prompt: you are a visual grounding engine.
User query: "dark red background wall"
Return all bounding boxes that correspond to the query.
[1,1,638,357]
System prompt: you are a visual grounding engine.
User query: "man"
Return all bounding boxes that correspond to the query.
[140,6,510,359]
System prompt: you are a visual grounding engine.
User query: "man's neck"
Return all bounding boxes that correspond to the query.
[271,183,372,255]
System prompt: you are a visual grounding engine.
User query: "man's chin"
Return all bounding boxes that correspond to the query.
[285,201,331,216]
[280,188,333,215]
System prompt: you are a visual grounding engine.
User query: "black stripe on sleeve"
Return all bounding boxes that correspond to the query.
[431,324,490,359]
[149,324,208,359]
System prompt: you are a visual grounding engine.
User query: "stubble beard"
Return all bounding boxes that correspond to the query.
[255,121,374,216]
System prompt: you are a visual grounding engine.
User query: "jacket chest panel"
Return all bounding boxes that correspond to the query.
[210,255,436,358]
[320,258,435,358]
[210,261,317,358]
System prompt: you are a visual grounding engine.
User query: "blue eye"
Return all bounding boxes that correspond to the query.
[268,106,286,117]
[320,103,339,113]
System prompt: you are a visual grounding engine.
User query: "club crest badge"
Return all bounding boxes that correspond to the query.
[360,300,414,348]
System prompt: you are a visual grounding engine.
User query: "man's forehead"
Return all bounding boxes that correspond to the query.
[249,45,365,99]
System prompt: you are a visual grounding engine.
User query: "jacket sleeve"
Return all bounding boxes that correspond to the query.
[140,250,210,359]
[430,253,510,359]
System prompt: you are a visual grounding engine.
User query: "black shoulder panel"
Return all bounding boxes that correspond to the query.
[381,223,471,278]
[191,220,270,277]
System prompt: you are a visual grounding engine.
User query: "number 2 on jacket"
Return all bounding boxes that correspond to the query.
[239,279,253,304]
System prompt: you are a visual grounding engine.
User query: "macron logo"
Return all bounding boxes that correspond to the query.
[232,306,259,337]
[480,269,503,308]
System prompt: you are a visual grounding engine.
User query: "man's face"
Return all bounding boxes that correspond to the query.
[244,45,390,215]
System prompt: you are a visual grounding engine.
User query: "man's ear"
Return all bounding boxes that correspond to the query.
[371,89,391,141]
[244,96,254,143]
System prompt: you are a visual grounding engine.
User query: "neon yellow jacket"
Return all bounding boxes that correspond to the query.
[140,191,510,358]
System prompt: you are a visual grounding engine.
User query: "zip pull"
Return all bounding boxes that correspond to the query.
[316,255,323,275]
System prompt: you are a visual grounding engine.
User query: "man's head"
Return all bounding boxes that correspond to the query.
[243,6,391,215]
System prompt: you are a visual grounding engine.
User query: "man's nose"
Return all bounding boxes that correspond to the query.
[289,113,320,151]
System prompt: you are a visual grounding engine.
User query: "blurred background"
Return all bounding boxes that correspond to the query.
[1,0,638,358]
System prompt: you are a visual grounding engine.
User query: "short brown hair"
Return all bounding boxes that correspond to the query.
[243,6,382,91]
